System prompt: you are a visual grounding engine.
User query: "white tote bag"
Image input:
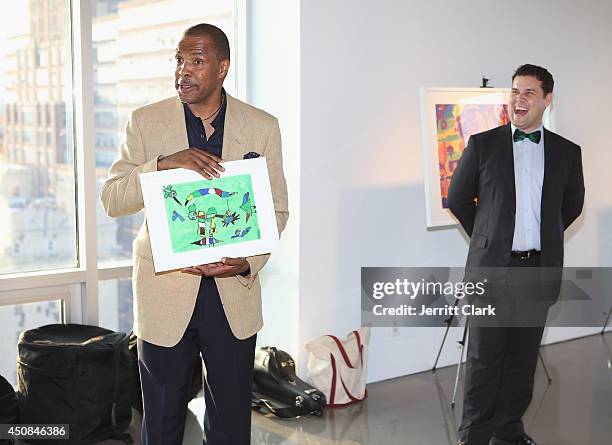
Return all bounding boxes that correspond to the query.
[305,327,370,407]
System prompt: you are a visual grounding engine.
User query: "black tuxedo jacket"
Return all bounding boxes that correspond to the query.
[447,123,584,269]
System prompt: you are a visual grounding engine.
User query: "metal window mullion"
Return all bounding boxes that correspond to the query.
[71,0,98,325]
[66,283,82,324]
[0,286,72,307]
[0,269,87,293]
[234,0,248,101]
[98,264,133,281]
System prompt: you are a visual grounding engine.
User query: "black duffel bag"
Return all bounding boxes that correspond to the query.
[252,346,325,418]
[1,373,18,445]
[17,324,133,444]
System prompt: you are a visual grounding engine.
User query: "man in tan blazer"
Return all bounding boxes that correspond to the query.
[100,23,288,445]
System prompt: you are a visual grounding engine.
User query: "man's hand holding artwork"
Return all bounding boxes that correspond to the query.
[158,148,225,179]
[182,257,250,277]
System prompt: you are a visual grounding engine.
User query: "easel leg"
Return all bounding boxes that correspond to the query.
[601,304,612,335]
[538,350,552,384]
[451,322,469,409]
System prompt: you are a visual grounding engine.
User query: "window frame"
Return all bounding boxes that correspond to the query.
[0,0,247,327]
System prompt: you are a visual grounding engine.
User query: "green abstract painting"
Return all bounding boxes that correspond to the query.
[162,174,260,253]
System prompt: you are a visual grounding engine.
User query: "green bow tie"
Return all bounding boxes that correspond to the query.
[513,129,541,144]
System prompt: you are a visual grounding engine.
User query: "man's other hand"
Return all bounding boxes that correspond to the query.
[181,257,250,278]
[158,148,225,179]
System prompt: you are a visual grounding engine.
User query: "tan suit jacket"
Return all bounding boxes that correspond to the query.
[100,94,289,347]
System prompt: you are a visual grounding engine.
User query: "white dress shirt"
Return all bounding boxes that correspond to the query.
[511,124,545,251]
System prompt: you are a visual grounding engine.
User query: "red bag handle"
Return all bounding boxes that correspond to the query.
[328,350,367,407]
[329,353,337,405]
[327,330,364,369]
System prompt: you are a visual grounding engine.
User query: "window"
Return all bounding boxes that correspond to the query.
[94,132,119,148]
[95,150,116,167]
[0,0,77,275]
[22,110,35,126]
[22,129,35,145]
[94,111,117,129]
[98,278,133,334]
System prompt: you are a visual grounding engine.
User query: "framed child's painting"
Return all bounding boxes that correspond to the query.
[140,158,279,272]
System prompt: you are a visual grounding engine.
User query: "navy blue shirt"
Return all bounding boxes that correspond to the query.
[183,90,226,157]
[182,91,250,278]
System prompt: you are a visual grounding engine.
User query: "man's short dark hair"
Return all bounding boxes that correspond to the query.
[512,64,554,96]
[183,23,230,62]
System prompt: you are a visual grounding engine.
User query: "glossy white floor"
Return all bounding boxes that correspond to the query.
[98,332,612,445]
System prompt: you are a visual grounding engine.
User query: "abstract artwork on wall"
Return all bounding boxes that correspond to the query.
[435,103,510,209]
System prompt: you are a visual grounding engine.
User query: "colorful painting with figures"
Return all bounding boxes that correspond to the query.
[162,175,259,253]
[436,104,510,208]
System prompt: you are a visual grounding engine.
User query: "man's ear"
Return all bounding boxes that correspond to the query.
[544,92,553,108]
[219,59,230,79]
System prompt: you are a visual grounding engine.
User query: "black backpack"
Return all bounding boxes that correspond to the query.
[252,347,325,418]
[0,374,18,445]
[17,324,133,444]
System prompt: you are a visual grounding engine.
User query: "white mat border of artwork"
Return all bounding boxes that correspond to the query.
[140,157,278,272]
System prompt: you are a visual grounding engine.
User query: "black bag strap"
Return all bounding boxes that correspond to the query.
[110,337,133,445]
[110,339,121,426]
[0,374,18,424]
[251,397,297,419]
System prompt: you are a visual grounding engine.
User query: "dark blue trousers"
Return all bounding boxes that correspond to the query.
[459,255,549,444]
[137,277,256,445]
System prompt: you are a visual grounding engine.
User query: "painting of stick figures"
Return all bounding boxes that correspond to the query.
[162,174,260,253]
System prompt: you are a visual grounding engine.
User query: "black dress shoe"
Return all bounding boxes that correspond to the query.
[489,435,538,445]
[517,435,537,445]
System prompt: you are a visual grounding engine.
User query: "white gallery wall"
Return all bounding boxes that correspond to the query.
[250,0,612,383]
[248,0,301,356]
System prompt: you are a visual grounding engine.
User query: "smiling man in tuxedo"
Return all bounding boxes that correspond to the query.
[448,64,584,445]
